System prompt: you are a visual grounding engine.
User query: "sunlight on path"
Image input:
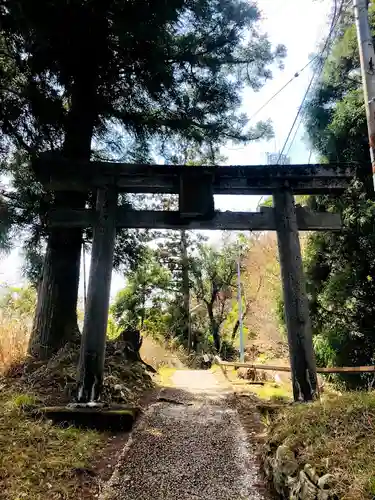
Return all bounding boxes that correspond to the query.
[100,370,272,500]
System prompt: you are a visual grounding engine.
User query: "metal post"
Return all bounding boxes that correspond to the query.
[354,0,375,189]
[82,241,87,310]
[237,255,245,363]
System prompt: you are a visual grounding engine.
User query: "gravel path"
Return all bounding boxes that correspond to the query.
[100,370,271,500]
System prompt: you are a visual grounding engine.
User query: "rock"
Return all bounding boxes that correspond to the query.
[317,491,330,500]
[275,444,298,476]
[271,445,299,495]
[299,470,319,500]
[290,478,302,500]
[264,445,334,500]
[287,475,299,494]
[263,456,273,478]
[237,367,256,380]
[318,474,335,490]
[304,464,319,485]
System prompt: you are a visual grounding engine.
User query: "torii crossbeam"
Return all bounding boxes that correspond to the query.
[32,155,356,403]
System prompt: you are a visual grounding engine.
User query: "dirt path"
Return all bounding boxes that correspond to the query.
[100,370,272,500]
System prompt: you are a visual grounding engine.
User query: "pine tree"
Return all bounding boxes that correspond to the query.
[156,228,207,345]
[0,0,286,359]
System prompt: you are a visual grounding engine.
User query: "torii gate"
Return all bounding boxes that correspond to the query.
[32,155,355,402]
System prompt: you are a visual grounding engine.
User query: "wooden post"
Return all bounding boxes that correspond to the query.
[77,187,117,402]
[273,189,318,402]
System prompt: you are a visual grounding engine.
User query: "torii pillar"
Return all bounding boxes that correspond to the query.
[273,188,318,401]
[77,186,117,402]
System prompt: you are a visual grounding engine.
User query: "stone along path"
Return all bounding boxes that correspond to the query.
[100,370,271,500]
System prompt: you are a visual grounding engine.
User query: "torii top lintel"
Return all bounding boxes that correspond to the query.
[32,154,356,195]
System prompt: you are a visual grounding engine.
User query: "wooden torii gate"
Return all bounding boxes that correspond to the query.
[33,155,355,402]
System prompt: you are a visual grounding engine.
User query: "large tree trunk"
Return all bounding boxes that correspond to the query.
[29,76,97,360]
[29,228,82,358]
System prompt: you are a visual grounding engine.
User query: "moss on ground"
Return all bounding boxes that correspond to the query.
[0,339,156,499]
[267,391,375,499]
[0,389,104,499]
[248,383,292,402]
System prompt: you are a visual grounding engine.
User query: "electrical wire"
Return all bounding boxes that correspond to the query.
[277,0,344,164]
[248,56,323,123]
[285,114,304,158]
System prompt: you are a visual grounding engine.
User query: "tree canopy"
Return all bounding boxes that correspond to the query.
[303,5,375,387]
[0,0,286,359]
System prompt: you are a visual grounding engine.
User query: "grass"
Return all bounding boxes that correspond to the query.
[0,316,29,373]
[0,389,104,500]
[249,382,292,401]
[0,314,144,499]
[0,316,104,499]
[268,391,375,499]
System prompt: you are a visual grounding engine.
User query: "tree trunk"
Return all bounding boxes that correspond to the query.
[29,229,82,358]
[207,302,220,352]
[140,291,146,330]
[119,328,156,373]
[231,300,250,341]
[29,76,97,360]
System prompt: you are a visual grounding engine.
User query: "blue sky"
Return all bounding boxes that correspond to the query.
[0,0,332,297]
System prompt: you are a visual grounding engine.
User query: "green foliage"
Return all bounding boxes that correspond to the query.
[110,232,249,357]
[0,285,37,319]
[260,196,273,208]
[303,6,375,387]
[111,248,172,331]
[275,291,287,339]
[0,0,286,278]
[190,235,249,351]
[142,308,173,342]
[106,315,120,340]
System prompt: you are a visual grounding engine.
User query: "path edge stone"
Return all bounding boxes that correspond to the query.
[264,444,336,500]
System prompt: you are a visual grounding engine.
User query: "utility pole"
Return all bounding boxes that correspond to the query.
[354,0,375,190]
[82,241,87,311]
[236,254,245,363]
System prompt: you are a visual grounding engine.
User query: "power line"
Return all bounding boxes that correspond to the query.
[285,114,304,158]
[277,0,344,163]
[248,56,323,122]
[278,72,319,162]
